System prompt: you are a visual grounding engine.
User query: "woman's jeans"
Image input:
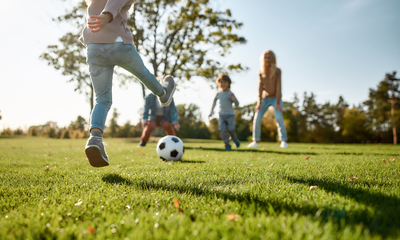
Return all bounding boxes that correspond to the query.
[86,43,163,132]
[252,97,288,142]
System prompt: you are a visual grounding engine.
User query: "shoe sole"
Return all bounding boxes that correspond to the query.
[85,146,109,167]
[247,145,259,148]
[160,76,176,107]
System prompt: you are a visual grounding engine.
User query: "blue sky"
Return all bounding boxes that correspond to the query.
[1,0,399,131]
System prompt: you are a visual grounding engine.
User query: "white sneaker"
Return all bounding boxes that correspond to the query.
[247,142,259,148]
[280,141,288,148]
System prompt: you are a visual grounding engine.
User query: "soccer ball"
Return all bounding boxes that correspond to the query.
[156,135,184,161]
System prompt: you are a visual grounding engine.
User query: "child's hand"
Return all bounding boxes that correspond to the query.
[174,122,180,132]
[230,93,235,100]
[276,104,283,113]
[142,120,149,128]
[88,14,112,32]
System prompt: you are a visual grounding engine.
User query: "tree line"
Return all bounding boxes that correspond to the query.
[2,71,399,143]
[6,1,394,143]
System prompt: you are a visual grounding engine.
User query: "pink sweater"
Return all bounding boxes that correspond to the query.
[79,0,135,45]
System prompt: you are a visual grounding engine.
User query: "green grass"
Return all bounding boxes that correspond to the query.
[0,137,399,240]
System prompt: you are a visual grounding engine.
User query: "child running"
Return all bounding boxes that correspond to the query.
[209,74,240,150]
[80,0,176,167]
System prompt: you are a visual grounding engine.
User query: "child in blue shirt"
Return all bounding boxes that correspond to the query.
[209,74,240,150]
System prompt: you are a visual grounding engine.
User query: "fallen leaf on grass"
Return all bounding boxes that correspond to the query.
[303,156,310,160]
[249,155,253,158]
[227,213,240,221]
[309,147,314,149]
[87,225,95,235]
[173,198,183,214]
[349,176,358,181]
[376,146,380,150]
[140,151,146,155]
[382,159,387,164]
[390,157,395,161]
[269,164,274,167]
[44,166,50,171]
[309,186,318,190]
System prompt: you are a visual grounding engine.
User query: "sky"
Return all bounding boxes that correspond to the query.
[1,0,399,131]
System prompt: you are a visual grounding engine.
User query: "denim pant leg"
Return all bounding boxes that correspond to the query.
[218,115,230,146]
[252,98,270,141]
[273,101,288,141]
[225,115,238,140]
[111,43,163,96]
[87,44,115,132]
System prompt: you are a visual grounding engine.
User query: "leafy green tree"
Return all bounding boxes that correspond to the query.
[364,72,400,143]
[40,0,247,114]
[340,106,370,143]
[234,110,251,141]
[69,115,87,131]
[130,0,247,86]
[176,104,210,139]
[385,71,400,144]
[40,1,93,113]
[208,118,220,140]
[116,121,142,138]
[106,108,120,138]
[282,101,300,142]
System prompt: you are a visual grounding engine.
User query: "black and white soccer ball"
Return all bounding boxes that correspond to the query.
[156,135,184,161]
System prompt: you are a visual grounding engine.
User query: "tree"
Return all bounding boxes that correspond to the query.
[385,71,399,144]
[340,107,370,143]
[130,0,247,87]
[40,0,247,114]
[40,1,94,114]
[69,115,88,131]
[176,104,210,138]
[364,72,400,143]
[106,108,120,138]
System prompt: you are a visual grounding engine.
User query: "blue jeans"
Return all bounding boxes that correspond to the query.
[86,43,163,131]
[219,114,237,146]
[252,97,288,142]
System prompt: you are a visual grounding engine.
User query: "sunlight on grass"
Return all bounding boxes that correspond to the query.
[0,137,399,239]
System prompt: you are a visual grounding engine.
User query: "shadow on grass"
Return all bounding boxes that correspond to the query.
[184,146,318,155]
[101,173,399,238]
[284,176,400,237]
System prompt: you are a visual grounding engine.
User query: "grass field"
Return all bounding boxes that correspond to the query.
[0,137,399,240]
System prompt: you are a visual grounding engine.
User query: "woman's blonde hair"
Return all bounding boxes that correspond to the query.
[260,50,277,79]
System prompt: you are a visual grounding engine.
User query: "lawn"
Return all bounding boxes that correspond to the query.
[0,137,399,240]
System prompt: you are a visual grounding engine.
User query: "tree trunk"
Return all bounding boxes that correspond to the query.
[141,84,146,100]
[390,97,397,144]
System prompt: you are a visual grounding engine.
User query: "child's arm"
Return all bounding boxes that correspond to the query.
[230,92,239,107]
[87,14,112,32]
[88,0,131,32]
[209,93,219,117]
